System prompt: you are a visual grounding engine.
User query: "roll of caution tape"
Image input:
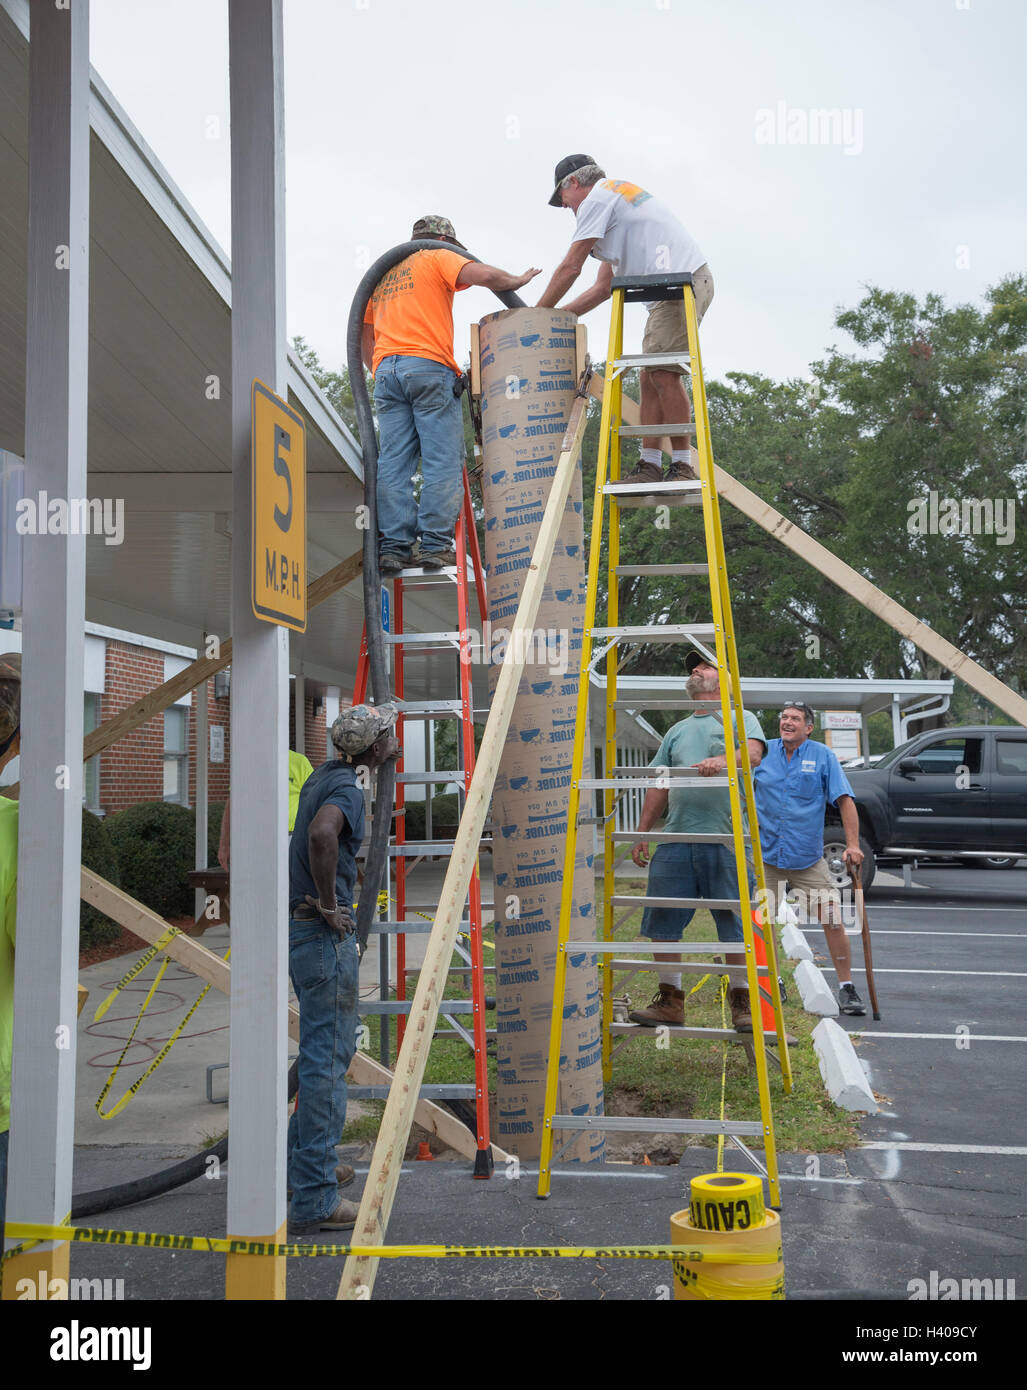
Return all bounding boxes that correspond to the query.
[670,1208,784,1301]
[688,1171,765,1233]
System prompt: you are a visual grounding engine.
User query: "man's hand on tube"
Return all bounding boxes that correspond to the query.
[306,895,356,937]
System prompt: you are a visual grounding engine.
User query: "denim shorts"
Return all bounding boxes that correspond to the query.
[639,841,749,944]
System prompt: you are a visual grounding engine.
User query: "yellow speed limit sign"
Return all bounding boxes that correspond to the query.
[251,379,306,631]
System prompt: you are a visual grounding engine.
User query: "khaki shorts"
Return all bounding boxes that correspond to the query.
[641,263,714,374]
[763,858,843,924]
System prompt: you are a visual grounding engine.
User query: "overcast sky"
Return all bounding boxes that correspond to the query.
[89,0,1025,389]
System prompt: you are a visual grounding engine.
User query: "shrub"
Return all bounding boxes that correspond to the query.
[80,808,121,948]
[403,792,460,840]
[106,800,197,919]
[207,801,226,865]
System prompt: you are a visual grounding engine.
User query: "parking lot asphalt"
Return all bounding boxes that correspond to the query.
[28,863,1021,1302]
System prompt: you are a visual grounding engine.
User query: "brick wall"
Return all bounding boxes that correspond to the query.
[95,640,324,813]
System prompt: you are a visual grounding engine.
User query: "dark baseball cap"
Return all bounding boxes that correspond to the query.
[685,649,717,674]
[548,154,597,207]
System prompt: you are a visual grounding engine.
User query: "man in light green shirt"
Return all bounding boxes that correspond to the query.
[0,652,22,1237]
[629,651,766,1031]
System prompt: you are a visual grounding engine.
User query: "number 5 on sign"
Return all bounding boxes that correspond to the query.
[251,379,306,631]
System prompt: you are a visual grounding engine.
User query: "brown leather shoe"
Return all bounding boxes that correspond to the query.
[623,460,663,486]
[628,983,685,1027]
[729,987,753,1032]
[289,1197,360,1238]
[664,457,697,482]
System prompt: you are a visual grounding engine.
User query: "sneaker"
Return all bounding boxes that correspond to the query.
[415,545,457,570]
[729,987,753,1033]
[289,1197,360,1239]
[628,983,685,1027]
[379,550,411,575]
[838,983,867,1016]
[622,460,663,487]
[664,458,697,482]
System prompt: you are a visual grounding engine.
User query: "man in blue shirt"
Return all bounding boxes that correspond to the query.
[287,701,399,1237]
[753,701,866,1016]
[629,651,766,1032]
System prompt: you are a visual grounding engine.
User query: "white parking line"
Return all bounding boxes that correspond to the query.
[800,927,1026,938]
[821,967,1027,977]
[861,1141,1027,1156]
[851,1031,1027,1042]
[861,904,1024,913]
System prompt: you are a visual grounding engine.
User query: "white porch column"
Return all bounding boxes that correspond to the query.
[225,0,290,1299]
[4,0,90,1293]
[195,640,209,918]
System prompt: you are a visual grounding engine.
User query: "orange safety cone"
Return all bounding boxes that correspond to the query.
[750,911,777,1036]
[416,1141,435,1161]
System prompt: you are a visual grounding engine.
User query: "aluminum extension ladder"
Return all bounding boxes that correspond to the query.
[537,271,792,1203]
[352,468,494,1177]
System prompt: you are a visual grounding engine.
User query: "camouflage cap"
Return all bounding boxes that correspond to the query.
[330,701,398,757]
[0,651,22,746]
[411,215,464,247]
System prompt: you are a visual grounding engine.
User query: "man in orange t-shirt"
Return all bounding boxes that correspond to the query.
[362,215,540,571]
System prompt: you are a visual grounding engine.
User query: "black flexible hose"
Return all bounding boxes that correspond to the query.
[346,239,524,954]
[70,1061,300,1218]
[69,246,524,1217]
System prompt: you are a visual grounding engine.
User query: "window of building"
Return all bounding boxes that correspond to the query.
[83,691,101,811]
[164,707,189,804]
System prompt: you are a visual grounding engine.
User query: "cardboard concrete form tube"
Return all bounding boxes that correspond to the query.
[1,548,364,801]
[78,867,488,1158]
[336,379,591,1302]
[593,377,1027,727]
[480,308,603,1163]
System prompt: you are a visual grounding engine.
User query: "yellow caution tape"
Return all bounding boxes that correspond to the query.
[671,1208,784,1301]
[93,938,230,1121]
[3,1222,781,1263]
[92,925,181,1022]
[689,1172,765,1232]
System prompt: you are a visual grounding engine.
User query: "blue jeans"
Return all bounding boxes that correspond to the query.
[640,842,752,943]
[287,917,360,1225]
[374,355,465,553]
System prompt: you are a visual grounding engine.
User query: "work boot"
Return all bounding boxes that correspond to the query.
[664,457,697,482]
[288,1163,355,1200]
[379,550,411,575]
[838,982,867,1016]
[729,987,753,1033]
[414,543,457,569]
[628,983,685,1027]
[622,459,663,486]
[289,1197,360,1238]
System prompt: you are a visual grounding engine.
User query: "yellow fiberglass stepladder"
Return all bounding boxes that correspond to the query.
[537,272,793,1205]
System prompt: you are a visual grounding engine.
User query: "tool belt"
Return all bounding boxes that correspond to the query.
[290,903,321,921]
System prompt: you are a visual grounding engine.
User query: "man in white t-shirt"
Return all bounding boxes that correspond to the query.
[537,154,714,487]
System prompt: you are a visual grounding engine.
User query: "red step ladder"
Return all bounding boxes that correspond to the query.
[352,469,494,1176]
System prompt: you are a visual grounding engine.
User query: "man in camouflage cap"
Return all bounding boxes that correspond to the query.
[330,700,399,760]
[362,217,541,573]
[0,652,22,1236]
[286,701,398,1237]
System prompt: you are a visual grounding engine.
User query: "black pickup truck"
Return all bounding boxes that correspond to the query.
[822,725,1027,889]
